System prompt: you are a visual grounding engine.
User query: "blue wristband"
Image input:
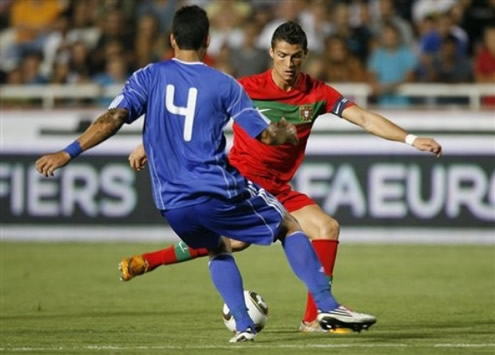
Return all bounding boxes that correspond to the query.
[63,140,83,158]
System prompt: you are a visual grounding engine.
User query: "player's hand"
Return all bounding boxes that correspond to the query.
[262,117,299,145]
[277,117,299,145]
[412,137,442,157]
[35,151,71,177]
[129,144,147,171]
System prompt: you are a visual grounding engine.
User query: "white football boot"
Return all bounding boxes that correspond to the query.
[229,327,256,343]
[317,305,376,332]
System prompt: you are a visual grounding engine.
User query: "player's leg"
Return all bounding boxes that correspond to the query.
[288,202,342,329]
[119,242,209,281]
[163,204,256,341]
[277,212,376,332]
[119,239,250,281]
[200,182,375,333]
[279,191,342,330]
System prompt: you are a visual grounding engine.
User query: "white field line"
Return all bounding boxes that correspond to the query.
[1,226,494,244]
[1,343,495,352]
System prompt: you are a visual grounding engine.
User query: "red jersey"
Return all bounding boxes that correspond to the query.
[228,70,354,185]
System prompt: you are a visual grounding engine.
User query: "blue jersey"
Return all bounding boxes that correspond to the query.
[110,58,270,210]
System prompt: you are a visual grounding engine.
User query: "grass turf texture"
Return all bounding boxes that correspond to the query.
[1,242,494,354]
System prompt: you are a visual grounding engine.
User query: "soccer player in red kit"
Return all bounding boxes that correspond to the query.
[121,21,442,333]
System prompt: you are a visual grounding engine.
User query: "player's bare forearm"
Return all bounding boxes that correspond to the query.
[78,108,128,150]
[343,105,407,142]
[35,108,128,177]
[259,117,299,145]
[342,105,442,157]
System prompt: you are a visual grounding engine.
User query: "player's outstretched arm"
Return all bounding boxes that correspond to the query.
[259,117,299,145]
[341,105,442,157]
[35,108,128,177]
[129,144,147,171]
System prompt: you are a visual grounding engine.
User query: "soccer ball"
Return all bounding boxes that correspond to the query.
[222,290,269,333]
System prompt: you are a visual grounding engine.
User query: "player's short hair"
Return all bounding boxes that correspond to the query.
[271,21,308,51]
[172,5,209,50]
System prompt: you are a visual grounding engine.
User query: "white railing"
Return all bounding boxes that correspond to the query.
[1,83,494,110]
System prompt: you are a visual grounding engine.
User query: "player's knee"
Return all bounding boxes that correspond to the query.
[208,237,232,258]
[318,217,340,240]
[279,213,302,238]
[230,239,250,252]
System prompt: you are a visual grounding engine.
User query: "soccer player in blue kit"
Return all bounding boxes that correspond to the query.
[35,5,376,342]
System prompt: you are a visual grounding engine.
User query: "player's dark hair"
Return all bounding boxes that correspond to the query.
[271,21,308,51]
[172,5,209,50]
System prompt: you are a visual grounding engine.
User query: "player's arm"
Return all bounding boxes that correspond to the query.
[228,80,298,146]
[35,108,128,177]
[341,105,442,157]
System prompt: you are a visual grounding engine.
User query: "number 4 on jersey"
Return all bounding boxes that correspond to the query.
[165,84,198,142]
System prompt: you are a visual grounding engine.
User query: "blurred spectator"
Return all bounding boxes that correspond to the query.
[323,35,366,83]
[437,12,468,54]
[10,0,66,44]
[328,2,373,64]
[6,67,23,85]
[40,10,71,78]
[134,14,166,68]
[368,22,416,107]
[256,0,304,49]
[474,26,495,83]
[136,0,178,34]
[371,0,414,46]
[1,0,67,73]
[214,43,235,77]
[432,35,472,83]
[20,50,46,84]
[67,40,91,83]
[462,0,495,54]
[205,0,251,56]
[50,60,70,84]
[0,0,10,31]
[230,20,269,78]
[258,0,332,53]
[299,0,333,53]
[412,0,457,24]
[303,54,325,81]
[93,56,128,106]
[474,26,495,106]
[90,9,133,74]
[66,0,101,49]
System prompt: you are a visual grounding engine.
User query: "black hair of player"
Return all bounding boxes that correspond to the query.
[172,5,209,50]
[271,21,308,52]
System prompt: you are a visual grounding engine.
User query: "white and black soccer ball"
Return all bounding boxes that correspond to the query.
[222,290,269,333]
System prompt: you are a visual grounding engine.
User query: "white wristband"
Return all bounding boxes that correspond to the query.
[405,134,417,145]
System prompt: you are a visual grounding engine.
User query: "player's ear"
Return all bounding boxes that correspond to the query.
[269,47,274,59]
[205,35,210,49]
[170,33,177,49]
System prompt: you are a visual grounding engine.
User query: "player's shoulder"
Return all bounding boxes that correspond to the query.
[238,71,270,90]
[301,72,341,97]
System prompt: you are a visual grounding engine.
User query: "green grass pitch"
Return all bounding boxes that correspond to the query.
[1,242,494,354]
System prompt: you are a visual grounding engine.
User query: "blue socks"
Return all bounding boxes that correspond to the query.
[209,254,255,332]
[282,232,339,312]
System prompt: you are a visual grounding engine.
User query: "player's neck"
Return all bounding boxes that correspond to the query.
[270,70,298,92]
[174,49,205,63]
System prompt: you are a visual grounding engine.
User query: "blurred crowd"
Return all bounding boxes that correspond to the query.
[0,0,494,106]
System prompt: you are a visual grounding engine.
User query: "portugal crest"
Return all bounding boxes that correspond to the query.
[299,105,313,122]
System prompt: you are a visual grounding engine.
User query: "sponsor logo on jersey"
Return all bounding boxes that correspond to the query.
[299,105,313,122]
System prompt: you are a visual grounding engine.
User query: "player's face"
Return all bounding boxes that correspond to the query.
[270,40,307,86]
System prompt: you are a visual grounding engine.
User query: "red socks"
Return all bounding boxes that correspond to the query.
[142,241,208,271]
[303,239,339,323]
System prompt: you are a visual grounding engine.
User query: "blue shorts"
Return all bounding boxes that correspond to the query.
[162,182,285,249]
